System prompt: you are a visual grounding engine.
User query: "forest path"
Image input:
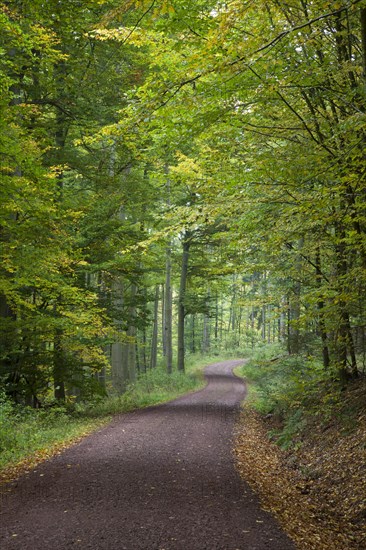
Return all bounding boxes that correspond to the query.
[0,360,294,550]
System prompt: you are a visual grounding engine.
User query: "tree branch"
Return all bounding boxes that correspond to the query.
[285,242,330,283]
[232,1,363,64]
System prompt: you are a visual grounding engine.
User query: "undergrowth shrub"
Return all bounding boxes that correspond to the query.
[0,391,16,453]
[79,364,204,417]
[237,344,339,448]
[0,393,75,467]
[269,409,306,450]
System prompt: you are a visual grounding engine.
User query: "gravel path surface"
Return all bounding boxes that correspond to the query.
[0,360,295,549]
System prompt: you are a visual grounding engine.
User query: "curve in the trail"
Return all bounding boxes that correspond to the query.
[0,360,295,550]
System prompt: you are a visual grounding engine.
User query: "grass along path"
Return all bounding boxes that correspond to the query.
[1,354,224,484]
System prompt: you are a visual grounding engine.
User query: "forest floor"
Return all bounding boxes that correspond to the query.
[234,377,366,550]
[0,360,294,550]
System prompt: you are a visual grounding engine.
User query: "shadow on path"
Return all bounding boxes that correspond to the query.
[0,360,295,550]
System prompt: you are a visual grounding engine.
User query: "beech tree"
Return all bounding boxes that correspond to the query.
[2,0,366,405]
[0,0,154,402]
[106,0,366,379]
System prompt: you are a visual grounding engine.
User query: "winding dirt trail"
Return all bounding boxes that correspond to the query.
[0,360,294,549]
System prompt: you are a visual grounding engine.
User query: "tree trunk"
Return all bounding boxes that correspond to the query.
[214,292,219,344]
[262,306,266,341]
[53,326,66,401]
[361,8,366,93]
[111,278,126,393]
[202,313,210,353]
[288,240,303,354]
[150,285,159,369]
[315,247,330,369]
[190,314,196,353]
[161,284,166,356]
[335,224,358,380]
[123,283,137,385]
[51,59,69,400]
[164,246,173,374]
[177,232,191,372]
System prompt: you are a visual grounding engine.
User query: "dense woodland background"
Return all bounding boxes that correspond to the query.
[1,0,366,407]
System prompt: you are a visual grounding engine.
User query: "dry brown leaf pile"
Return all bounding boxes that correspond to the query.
[234,403,366,550]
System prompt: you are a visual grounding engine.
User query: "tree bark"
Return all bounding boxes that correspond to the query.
[335,224,358,380]
[53,326,66,401]
[164,164,173,373]
[164,246,173,374]
[190,314,196,353]
[315,247,330,369]
[361,8,366,93]
[177,232,191,372]
[150,285,159,369]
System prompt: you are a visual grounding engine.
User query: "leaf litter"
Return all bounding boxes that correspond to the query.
[234,397,366,550]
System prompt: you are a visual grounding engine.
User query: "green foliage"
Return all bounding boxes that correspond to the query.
[2,0,366,408]
[236,343,361,449]
[0,391,16,454]
[270,409,306,451]
[0,0,156,403]
[0,389,81,468]
[84,366,203,416]
[110,0,366,379]
[238,344,328,416]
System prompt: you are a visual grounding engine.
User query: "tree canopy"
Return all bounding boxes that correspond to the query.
[1,0,366,404]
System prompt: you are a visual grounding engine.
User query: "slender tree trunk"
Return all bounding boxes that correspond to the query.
[125,283,137,384]
[135,341,140,375]
[177,232,191,372]
[267,305,271,344]
[214,292,219,344]
[315,247,330,369]
[161,284,166,356]
[251,306,255,349]
[280,297,287,343]
[361,8,366,94]
[238,305,242,343]
[220,301,224,343]
[335,224,358,380]
[202,289,211,353]
[140,328,147,374]
[164,247,173,374]
[202,314,210,353]
[52,82,68,400]
[262,306,266,341]
[0,48,20,378]
[150,285,159,369]
[287,298,291,354]
[288,240,303,354]
[115,283,137,391]
[190,314,196,353]
[53,326,66,400]
[0,217,18,399]
[111,278,125,393]
[164,164,173,373]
